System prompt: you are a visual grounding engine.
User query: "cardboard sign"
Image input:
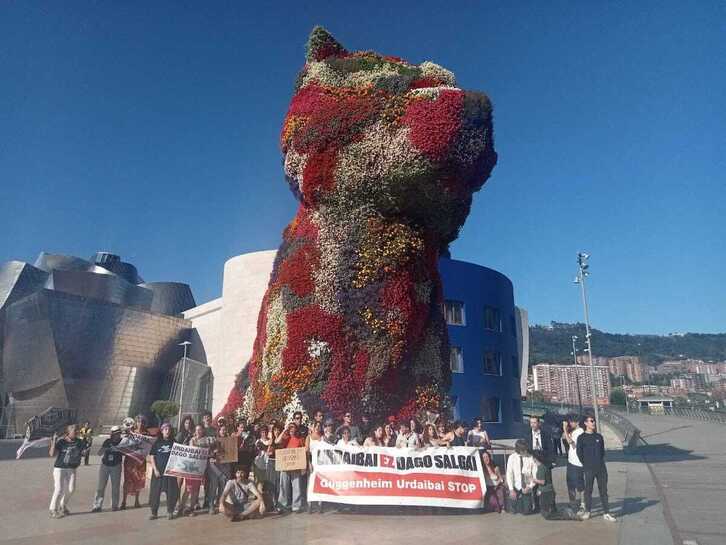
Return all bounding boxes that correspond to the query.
[114,433,154,463]
[275,447,307,471]
[164,443,209,481]
[216,436,238,464]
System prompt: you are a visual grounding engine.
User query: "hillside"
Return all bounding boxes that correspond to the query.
[529,322,726,366]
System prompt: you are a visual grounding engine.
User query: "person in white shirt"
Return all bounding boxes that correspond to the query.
[466,418,491,449]
[336,426,358,447]
[563,415,586,514]
[395,422,421,448]
[505,439,535,514]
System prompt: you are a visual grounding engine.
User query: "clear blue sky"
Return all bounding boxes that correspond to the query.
[1,2,723,335]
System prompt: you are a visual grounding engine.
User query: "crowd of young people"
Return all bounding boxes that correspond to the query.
[46,409,614,523]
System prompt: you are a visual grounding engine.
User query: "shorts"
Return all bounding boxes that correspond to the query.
[566,463,584,492]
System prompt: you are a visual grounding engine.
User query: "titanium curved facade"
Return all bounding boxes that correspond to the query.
[0,252,200,434]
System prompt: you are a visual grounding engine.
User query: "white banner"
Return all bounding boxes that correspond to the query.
[307,442,486,508]
[113,433,154,463]
[163,443,209,481]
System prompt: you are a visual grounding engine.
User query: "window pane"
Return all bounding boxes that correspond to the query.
[483,352,501,375]
[484,307,501,331]
[444,300,465,326]
[512,355,520,378]
[480,397,500,423]
[450,346,463,373]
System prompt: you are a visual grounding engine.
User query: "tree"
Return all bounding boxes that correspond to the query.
[609,388,626,406]
[150,400,179,426]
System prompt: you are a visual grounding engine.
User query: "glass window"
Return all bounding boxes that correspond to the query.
[512,355,520,378]
[483,352,501,375]
[511,398,522,421]
[480,397,501,423]
[450,346,464,373]
[484,307,501,331]
[443,300,466,326]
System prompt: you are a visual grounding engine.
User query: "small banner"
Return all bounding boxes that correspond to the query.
[216,436,238,464]
[16,436,51,459]
[114,433,155,463]
[275,447,307,472]
[164,443,209,481]
[308,443,486,508]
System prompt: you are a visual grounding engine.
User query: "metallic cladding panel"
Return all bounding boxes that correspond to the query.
[34,253,94,273]
[90,253,143,284]
[3,289,191,429]
[0,261,48,310]
[47,269,153,309]
[140,282,196,315]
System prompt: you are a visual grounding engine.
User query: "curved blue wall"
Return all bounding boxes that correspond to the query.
[439,257,524,439]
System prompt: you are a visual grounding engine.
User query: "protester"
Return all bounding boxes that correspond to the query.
[175,415,195,445]
[254,423,282,513]
[552,420,564,457]
[201,411,216,437]
[420,423,441,447]
[450,421,467,446]
[312,409,325,428]
[91,425,123,513]
[576,416,616,522]
[79,421,94,466]
[336,425,358,447]
[120,415,148,510]
[291,411,309,438]
[481,450,505,513]
[206,425,232,515]
[235,420,256,473]
[395,422,420,448]
[383,423,397,447]
[437,422,452,446]
[524,416,553,462]
[322,420,338,446]
[531,451,581,521]
[219,468,266,522]
[49,424,87,518]
[409,418,420,436]
[276,421,306,513]
[564,415,586,515]
[466,418,491,449]
[359,414,372,439]
[363,425,385,447]
[305,420,325,514]
[505,439,535,515]
[148,423,179,520]
[336,412,362,444]
[177,424,213,516]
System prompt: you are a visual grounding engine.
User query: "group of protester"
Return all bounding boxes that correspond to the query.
[46,409,614,523]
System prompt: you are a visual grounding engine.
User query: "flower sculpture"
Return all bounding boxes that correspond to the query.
[221,27,497,421]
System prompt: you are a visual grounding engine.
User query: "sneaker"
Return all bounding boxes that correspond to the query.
[603,513,616,522]
[62,507,71,515]
[167,513,175,520]
[149,514,158,521]
[112,507,119,512]
[55,511,65,519]
[91,507,102,513]
[49,511,57,519]
[580,511,591,520]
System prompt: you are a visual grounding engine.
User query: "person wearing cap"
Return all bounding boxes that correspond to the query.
[91,425,124,512]
[148,423,179,520]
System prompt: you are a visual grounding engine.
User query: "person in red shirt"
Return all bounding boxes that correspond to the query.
[275,422,305,512]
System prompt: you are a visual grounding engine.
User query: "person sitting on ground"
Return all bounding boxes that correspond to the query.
[505,439,536,515]
[481,450,505,513]
[363,425,386,447]
[91,425,124,513]
[467,418,491,449]
[219,467,265,522]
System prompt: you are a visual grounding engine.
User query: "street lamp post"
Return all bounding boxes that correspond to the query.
[177,341,191,430]
[574,252,600,431]
[572,335,584,416]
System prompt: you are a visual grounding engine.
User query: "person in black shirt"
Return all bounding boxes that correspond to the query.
[91,426,124,512]
[48,424,88,518]
[148,423,179,520]
[576,416,616,522]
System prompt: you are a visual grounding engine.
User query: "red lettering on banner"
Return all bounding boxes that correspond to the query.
[379,454,395,468]
[313,471,482,499]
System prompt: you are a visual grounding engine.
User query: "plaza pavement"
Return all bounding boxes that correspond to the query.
[0,414,723,545]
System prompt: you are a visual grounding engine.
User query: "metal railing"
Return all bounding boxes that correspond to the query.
[631,406,726,425]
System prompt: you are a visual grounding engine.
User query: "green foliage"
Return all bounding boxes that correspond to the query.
[150,400,179,425]
[530,322,726,367]
[609,388,627,406]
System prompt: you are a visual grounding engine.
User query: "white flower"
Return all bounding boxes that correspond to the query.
[307,339,330,359]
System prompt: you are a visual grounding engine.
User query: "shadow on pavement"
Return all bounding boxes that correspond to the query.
[605,444,706,464]
[610,496,659,516]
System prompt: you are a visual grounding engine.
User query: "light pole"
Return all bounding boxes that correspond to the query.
[574,252,600,431]
[572,335,583,416]
[177,341,191,430]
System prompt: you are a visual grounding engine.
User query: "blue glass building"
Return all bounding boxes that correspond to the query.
[440,257,526,439]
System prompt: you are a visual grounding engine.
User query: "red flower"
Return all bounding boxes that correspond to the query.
[403,89,464,161]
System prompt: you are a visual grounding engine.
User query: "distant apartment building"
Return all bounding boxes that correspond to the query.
[576,355,649,383]
[533,363,610,405]
[670,373,707,393]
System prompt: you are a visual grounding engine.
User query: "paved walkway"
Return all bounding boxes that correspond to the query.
[0,441,623,545]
